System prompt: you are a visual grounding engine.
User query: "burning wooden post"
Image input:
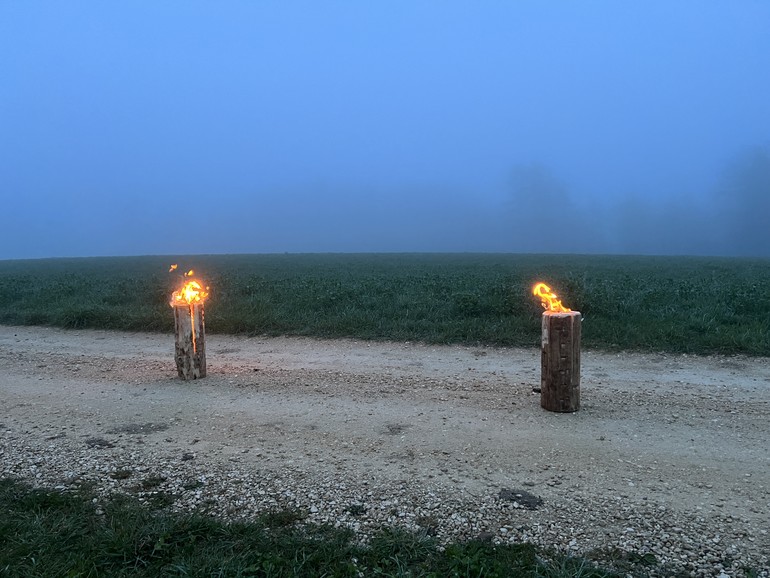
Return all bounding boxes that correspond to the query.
[169,266,208,380]
[533,283,581,412]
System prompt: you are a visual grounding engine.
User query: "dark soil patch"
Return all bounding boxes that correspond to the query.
[84,437,115,449]
[498,488,543,510]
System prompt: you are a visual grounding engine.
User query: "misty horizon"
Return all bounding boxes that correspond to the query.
[2,3,769,260]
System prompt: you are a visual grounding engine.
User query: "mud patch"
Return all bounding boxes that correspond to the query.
[385,423,410,435]
[498,488,543,510]
[84,437,115,449]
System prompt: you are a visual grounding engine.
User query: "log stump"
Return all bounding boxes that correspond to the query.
[173,304,206,380]
[540,311,581,412]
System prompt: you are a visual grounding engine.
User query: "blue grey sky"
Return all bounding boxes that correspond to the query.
[2,2,769,259]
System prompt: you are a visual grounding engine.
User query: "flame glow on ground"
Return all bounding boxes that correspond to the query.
[532,282,571,313]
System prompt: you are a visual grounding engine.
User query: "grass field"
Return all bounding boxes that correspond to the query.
[1,253,769,355]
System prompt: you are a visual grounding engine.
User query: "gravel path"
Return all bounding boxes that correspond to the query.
[1,325,768,576]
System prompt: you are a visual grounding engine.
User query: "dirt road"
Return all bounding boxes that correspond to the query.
[1,325,768,574]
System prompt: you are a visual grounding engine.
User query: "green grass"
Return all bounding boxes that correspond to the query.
[0,478,619,578]
[1,253,769,355]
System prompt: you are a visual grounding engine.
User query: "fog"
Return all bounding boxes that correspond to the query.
[2,2,769,259]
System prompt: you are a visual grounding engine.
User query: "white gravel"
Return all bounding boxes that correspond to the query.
[1,325,768,576]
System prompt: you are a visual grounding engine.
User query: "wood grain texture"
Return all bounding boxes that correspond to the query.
[540,311,581,412]
[173,304,206,380]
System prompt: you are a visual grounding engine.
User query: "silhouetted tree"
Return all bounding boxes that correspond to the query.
[505,163,577,253]
[717,147,770,257]
[614,193,716,256]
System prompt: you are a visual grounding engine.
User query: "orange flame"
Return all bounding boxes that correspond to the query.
[169,267,209,307]
[532,282,571,313]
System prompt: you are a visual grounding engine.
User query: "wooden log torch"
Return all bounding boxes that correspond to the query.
[540,310,581,412]
[173,303,206,380]
[170,266,208,380]
[533,283,581,412]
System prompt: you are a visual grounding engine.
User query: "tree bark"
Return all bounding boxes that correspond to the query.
[540,311,581,412]
[173,304,206,380]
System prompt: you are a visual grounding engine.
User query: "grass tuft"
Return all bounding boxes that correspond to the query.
[0,478,630,577]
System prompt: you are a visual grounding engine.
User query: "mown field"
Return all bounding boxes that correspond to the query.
[1,253,769,355]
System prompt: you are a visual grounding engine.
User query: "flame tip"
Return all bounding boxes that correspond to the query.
[532,281,571,313]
